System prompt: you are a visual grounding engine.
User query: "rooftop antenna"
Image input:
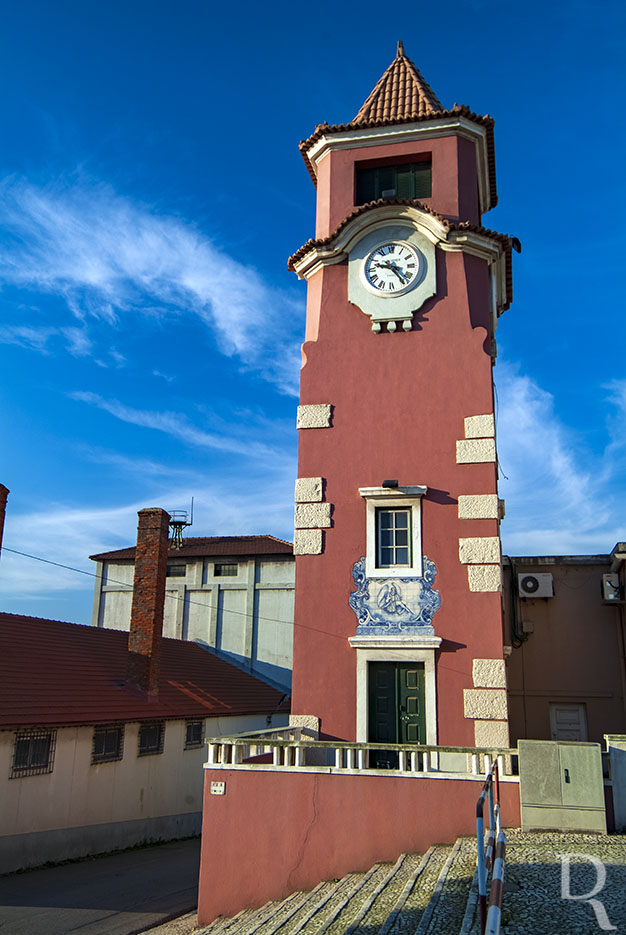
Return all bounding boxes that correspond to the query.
[169,497,194,550]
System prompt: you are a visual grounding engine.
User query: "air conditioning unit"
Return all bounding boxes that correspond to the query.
[518,573,554,598]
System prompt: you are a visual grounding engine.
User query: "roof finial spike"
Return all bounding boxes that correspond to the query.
[397,39,405,57]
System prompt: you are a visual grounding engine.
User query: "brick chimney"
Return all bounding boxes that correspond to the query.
[0,485,9,559]
[127,507,170,695]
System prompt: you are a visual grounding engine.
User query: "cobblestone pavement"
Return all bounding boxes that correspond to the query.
[470,831,626,935]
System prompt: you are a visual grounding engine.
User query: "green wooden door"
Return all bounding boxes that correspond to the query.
[368,662,426,767]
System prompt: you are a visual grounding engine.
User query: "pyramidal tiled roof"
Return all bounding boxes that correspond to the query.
[353,41,443,123]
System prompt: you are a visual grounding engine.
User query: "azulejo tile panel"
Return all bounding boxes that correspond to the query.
[349,556,441,636]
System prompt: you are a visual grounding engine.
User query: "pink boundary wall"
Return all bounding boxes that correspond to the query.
[198,768,521,924]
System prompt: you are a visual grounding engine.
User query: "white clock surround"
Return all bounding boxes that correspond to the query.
[348,223,437,332]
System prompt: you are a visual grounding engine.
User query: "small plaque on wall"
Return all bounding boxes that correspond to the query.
[210,781,226,796]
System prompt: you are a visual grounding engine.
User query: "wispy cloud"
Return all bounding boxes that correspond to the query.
[0,476,296,619]
[1,325,57,352]
[497,361,624,555]
[0,177,303,393]
[69,391,283,461]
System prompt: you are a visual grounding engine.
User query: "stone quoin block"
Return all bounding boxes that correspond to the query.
[459,537,501,565]
[457,494,499,520]
[472,658,507,689]
[463,689,508,721]
[288,714,321,735]
[295,477,323,503]
[456,438,497,464]
[297,404,332,429]
[474,719,510,748]
[293,529,323,555]
[294,502,332,529]
[467,564,502,592]
[464,414,495,438]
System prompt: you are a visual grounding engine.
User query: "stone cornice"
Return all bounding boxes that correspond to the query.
[289,201,519,313]
[299,107,497,212]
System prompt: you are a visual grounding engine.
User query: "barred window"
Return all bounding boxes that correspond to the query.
[185,720,204,749]
[214,563,237,577]
[92,726,124,763]
[138,721,165,756]
[166,564,186,577]
[11,729,56,778]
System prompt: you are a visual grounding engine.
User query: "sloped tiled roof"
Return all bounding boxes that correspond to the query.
[298,44,497,208]
[287,198,520,311]
[353,41,443,123]
[90,535,293,563]
[0,613,290,729]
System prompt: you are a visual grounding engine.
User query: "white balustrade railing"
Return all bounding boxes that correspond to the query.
[204,737,518,780]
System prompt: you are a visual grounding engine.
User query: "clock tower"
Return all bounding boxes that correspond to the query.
[288,42,519,750]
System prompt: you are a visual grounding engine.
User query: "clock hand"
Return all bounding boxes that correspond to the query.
[386,261,408,284]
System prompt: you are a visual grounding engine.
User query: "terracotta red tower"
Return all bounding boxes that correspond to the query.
[288,43,518,751]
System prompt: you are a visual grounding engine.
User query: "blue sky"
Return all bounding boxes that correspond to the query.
[1,0,625,624]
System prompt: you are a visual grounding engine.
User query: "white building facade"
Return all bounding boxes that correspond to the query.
[91,536,295,691]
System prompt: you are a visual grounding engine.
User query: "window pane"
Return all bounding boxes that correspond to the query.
[395,529,408,546]
[30,736,51,767]
[395,513,408,529]
[186,720,203,747]
[396,548,409,564]
[139,722,164,755]
[381,529,393,546]
[14,737,30,768]
[380,547,393,566]
[379,512,393,529]
[356,162,432,205]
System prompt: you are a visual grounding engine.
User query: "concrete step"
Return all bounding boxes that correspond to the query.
[311,866,382,935]
[196,846,462,935]
[252,881,328,935]
[319,862,393,935]
[382,845,452,935]
[416,838,476,935]
[342,851,425,935]
[261,871,368,935]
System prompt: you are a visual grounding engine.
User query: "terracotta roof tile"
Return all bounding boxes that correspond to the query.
[353,41,443,123]
[0,613,290,728]
[297,45,497,207]
[287,199,520,310]
[287,198,447,271]
[299,104,497,208]
[90,534,293,563]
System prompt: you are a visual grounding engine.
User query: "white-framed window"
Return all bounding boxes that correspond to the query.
[359,485,426,579]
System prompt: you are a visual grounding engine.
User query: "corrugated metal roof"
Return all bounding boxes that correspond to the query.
[0,613,290,728]
[90,535,293,563]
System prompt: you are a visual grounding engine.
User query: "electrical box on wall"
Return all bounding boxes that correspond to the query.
[602,573,622,602]
[518,573,554,598]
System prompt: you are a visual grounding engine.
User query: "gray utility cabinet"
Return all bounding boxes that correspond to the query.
[518,740,606,833]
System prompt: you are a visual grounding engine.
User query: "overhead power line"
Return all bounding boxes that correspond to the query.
[0,544,345,641]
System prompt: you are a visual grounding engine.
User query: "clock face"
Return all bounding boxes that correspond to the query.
[363,241,421,296]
